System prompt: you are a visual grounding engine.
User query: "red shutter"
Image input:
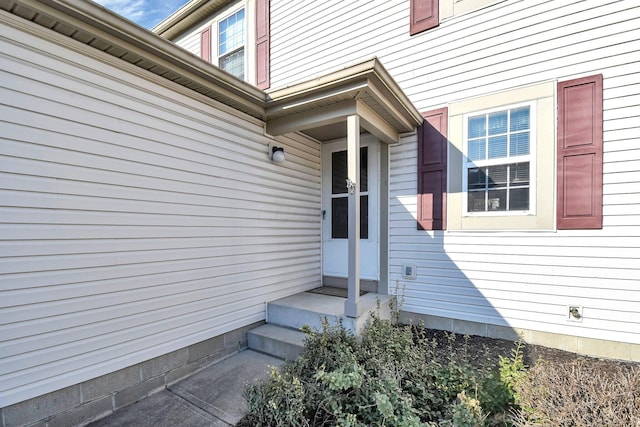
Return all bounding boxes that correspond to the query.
[255,0,270,89]
[200,27,211,62]
[557,74,603,229]
[417,107,448,230]
[410,0,438,35]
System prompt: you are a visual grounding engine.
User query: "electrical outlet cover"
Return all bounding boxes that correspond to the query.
[401,264,416,280]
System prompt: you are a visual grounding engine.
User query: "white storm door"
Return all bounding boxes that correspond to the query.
[322,138,379,280]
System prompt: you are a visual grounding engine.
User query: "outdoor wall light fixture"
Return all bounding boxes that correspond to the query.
[268,144,286,163]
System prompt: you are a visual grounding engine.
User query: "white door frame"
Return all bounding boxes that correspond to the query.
[322,131,380,314]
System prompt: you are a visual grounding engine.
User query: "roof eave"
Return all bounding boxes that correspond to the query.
[4,0,266,119]
[152,0,228,40]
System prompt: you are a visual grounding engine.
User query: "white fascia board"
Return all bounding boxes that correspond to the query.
[369,60,423,127]
[356,100,399,145]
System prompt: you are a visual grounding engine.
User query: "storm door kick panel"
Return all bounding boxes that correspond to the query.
[322,138,380,281]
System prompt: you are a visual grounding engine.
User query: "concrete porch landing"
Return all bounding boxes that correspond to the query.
[248,290,394,360]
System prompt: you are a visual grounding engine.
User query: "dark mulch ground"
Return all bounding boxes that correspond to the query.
[421,328,638,374]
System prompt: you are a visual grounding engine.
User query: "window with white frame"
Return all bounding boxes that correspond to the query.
[464,103,535,214]
[218,8,245,79]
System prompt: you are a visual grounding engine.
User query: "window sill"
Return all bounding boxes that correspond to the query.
[463,211,534,217]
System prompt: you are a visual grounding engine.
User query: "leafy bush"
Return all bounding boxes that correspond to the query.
[241,314,524,426]
[244,366,307,427]
[477,339,526,417]
[512,358,640,427]
[449,391,487,427]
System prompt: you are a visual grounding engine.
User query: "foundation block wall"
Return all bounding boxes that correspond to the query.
[1,322,263,427]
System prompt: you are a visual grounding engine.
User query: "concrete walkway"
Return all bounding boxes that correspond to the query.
[88,350,284,427]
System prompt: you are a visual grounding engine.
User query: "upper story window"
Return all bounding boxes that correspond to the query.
[411,0,504,36]
[190,0,269,88]
[463,103,535,214]
[218,8,245,79]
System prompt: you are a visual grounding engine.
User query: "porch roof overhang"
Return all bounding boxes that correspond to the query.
[265,58,423,144]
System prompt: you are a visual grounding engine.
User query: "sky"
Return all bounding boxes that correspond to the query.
[93,0,188,29]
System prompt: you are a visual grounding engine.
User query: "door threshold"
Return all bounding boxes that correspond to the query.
[307,286,368,298]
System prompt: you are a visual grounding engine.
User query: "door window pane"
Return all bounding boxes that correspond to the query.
[360,195,368,239]
[331,151,347,194]
[330,147,369,238]
[331,198,348,238]
[331,148,368,194]
[360,147,368,192]
[331,196,368,239]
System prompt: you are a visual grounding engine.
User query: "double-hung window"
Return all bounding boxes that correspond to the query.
[464,103,535,214]
[218,8,245,79]
[197,1,270,87]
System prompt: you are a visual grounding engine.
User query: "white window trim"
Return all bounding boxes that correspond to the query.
[441,0,506,21]
[214,2,247,79]
[462,101,537,217]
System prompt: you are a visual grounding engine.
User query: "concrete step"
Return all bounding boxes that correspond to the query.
[247,324,306,361]
[267,291,394,334]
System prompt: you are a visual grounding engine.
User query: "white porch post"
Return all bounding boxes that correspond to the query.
[345,114,362,318]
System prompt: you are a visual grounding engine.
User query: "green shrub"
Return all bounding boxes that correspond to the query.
[474,338,526,423]
[241,313,523,426]
[244,366,308,427]
[449,391,487,427]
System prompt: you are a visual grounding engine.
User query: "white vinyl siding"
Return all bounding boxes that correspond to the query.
[270,0,638,107]
[392,135,640,344]
[270,0,408,89]
[174,30,201,57]
[0,22,320,406]
[271,0,640,345]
